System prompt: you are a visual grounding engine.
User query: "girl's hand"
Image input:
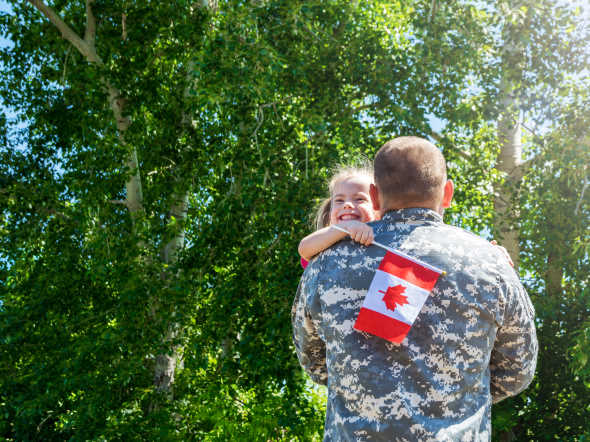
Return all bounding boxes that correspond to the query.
[336,221,374,246]
[490,240,514,267]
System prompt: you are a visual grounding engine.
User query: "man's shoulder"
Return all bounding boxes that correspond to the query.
[371,218,514,276]
[438,222,495,246]
[429,224,520,286]
[371,217,492,247]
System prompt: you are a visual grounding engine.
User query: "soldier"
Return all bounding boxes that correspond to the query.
[292,136,538,441]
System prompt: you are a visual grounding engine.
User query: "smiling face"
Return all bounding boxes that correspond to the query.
[329,176,377,225]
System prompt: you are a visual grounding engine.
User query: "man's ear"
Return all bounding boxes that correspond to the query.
[369,184,381,212]
[441,180,454,209]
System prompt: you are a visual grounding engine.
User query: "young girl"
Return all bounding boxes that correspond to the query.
[298,166,378,267]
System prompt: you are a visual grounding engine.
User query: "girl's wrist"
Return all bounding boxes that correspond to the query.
[335,220,362,229]
[330,224,349,236]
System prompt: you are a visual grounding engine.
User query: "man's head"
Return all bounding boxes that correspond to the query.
[370,136,453,214]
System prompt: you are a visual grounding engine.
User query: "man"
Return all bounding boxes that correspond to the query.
[292,136,538,441]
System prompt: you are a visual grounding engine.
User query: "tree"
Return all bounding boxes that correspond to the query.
[435,1,590,439]
[1,0,487,438]
[509,81,590,440]
[2,0,588,439]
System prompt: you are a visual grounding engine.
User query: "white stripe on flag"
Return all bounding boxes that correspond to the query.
[362,269,430,325]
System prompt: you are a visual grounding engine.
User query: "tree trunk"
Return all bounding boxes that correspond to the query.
[546,251,563,297]
[493,16,528,270]
[153,191,189,396]
[494,101,524,270]
[150,0,218,393]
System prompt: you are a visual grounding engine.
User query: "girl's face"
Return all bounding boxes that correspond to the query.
[329,176,377,225]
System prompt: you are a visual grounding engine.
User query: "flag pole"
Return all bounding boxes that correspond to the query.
[332,225,446,276]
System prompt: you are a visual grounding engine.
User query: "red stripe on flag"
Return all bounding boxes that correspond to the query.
[354,307,412,344]
[378,251,439,291]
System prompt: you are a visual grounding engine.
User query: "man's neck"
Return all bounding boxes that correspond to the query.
[379,203,442,218]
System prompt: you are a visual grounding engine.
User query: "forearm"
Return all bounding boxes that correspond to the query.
[490,337,537,403]
[298,225,347,261]
[293,324,328,385]
[291,265,328,385]
[490,284,538,402]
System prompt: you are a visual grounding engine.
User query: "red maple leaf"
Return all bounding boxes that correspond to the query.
[379,284,409,312]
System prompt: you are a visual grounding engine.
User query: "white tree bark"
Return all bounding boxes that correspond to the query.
[493,14,529,271]
[27,0,144,218]
[152,0,223,390]
[153,21,208,395]
[494,89,524,270]
[154,192,189,395]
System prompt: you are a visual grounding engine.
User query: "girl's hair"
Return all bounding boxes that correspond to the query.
[313,164,373,230]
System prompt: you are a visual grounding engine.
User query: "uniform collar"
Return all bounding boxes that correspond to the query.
[379,207,443,224]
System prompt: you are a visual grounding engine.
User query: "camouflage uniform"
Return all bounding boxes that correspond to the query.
[292,208,538,441]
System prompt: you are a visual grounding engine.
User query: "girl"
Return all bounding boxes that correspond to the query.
[298,166,377,267]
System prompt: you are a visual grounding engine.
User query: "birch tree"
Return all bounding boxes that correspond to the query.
[26,0,215,404]
[0,0,487,438]
[443,1,590,438]
[2,0,587,439]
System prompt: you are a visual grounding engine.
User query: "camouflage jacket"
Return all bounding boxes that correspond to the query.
[292,208,538,441]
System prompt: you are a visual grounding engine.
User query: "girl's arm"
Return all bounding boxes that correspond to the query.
[298,221,374,261]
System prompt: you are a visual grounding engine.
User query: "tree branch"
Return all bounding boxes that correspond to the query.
[28,0,143,217]
[339,103,471,164]
[60,46,71,85]
[84,0,97,48]
[109,199,130,207]
[251,98,291,143]
[575,175,589,215]
[27,0,102,64]
[520,121,542,141]
[430,130,472,160]
[429,0,438,24]
[122,13,128,41]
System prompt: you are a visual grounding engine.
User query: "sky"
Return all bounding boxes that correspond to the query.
[0,1,11,47]
[0,1,13,119]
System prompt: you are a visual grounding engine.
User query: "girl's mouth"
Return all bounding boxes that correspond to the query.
[339,214,359,221]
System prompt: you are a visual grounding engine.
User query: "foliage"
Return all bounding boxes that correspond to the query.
[509,83,590,440]
[0,0,488,439]
[0,0,588,440]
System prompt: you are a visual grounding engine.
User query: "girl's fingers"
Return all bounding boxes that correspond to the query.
[355,230,368,244]
[360,231,369,244]
[349,227,375,246]
[366,233,374,245]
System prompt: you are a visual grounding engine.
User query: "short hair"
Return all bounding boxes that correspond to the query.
[313,165,373,229]
[373,136,446,207]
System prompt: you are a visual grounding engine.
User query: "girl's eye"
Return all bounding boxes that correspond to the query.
[356,198,367,202]
[334,199,344,204]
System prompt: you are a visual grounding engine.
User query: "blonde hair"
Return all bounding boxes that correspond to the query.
[313,164,373,230]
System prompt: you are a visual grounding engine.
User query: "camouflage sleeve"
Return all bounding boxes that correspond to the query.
[291,260,328,386]
[490,278,538,403]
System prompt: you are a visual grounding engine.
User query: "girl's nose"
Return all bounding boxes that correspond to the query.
[343,200,354,208]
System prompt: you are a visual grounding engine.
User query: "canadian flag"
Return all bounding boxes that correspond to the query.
[354,250,443,343]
